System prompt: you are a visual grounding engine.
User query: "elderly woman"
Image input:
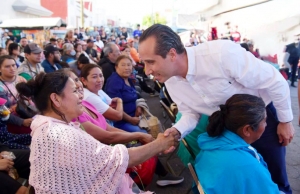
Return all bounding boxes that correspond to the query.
[61,68,153,145]
[81,63,142,131]
[104,55,147,133]
[61,43,76,65]
[195,94,280,194]
[64,29,76,45]
[16,71,177,193]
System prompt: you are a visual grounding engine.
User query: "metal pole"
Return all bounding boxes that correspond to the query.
[81,0,84,27]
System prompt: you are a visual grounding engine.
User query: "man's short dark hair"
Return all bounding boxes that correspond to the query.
[50,38,57,42]
[139,24,185,58]
[21,37,27,40]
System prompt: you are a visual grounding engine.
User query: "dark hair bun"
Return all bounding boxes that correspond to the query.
[16,72,46,98]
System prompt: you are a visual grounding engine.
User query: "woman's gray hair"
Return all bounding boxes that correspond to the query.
[62,43,74,55]
[103,42,115,57]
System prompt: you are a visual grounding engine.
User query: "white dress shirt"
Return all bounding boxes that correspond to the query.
[166,40,292,139]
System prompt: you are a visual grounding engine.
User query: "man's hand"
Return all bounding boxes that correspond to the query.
[277,122,294,146]
[163,127,181,154]
[22,118,33,127]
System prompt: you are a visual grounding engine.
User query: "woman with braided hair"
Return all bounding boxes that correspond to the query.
[194,94,280,194]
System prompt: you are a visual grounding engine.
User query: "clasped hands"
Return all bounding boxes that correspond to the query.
[157,127,181,154]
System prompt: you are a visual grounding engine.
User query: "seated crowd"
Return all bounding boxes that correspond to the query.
[0,25,284,194]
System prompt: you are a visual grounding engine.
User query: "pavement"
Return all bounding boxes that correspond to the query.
[142,83,300,194]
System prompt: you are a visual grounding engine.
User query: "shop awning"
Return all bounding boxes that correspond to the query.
[12,0,52,17]
[0,17,66,29]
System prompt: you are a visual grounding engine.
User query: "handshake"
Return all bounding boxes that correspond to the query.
[155,127,181,154]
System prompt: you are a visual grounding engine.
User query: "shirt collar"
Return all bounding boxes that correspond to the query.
[185,47,196,76]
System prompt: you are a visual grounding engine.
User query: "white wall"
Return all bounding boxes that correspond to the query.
[0,0,41,21]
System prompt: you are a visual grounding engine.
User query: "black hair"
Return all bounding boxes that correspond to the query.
[74,43,81,51]
[76,54,89,69]
[207,94,265,137]
[8,43,19,55]
[5,39,13,47]
[80,63,101,82]
[139,24,185,58]
[240,43,250,51]
[16,72,70,122]
[0,55,16,68]
[50,38,57,42]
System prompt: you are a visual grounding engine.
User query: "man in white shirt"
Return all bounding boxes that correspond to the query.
[94,35,104,50]
[138,24,294,194]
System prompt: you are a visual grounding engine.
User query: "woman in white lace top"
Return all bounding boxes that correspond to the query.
[16,71,178,194]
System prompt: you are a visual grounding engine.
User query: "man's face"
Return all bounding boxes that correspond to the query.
[108,44,121,63]
[139,36,176,83]
[88,42,94,48]
[53,51,61,63]
[51,41,58,46]
[20,39,28,47]
[26,52,42,64]
[96,36,100,41]
[82,44,87,51]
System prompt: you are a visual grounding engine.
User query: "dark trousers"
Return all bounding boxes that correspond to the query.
[251,103,291,194]
[290,62,298,85]
[0,149,30,194]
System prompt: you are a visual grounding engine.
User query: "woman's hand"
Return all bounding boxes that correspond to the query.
[130,117,140,125]
[110,98,122,109]
[139,133,154,144]
[22,118,33,127]
[0,156,14,171]
[156,132,178,154]
[135,107,143,117]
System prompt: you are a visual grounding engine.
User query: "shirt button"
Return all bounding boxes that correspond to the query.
[202,94,205,98]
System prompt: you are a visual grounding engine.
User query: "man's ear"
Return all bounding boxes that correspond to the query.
[168,48,177,62]
[49,93,62,108]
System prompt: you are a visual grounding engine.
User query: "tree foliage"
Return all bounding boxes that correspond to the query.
[142,12,167,28]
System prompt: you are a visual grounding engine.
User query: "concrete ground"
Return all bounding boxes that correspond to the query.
[142,83,300,194]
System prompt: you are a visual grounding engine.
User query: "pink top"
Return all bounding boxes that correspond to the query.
[29,115,131,194]
[73,100,107,130]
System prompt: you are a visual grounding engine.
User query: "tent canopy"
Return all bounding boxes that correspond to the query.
[0,17,66,29]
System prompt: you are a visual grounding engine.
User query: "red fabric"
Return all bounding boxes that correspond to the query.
[7,124,31,134]
[126,156,158,186]
[280,69,288,80]
[231,31,241,42]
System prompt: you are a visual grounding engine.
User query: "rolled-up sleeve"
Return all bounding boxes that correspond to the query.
[220,41,293,122]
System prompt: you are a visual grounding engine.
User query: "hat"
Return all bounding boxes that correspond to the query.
[0,98,7,106]
[24,43,43,54]
[44,45,59,53]
[86,39,95,44]
[127,38,134,43]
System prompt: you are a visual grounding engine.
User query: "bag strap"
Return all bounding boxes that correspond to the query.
[0,78,17,101]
